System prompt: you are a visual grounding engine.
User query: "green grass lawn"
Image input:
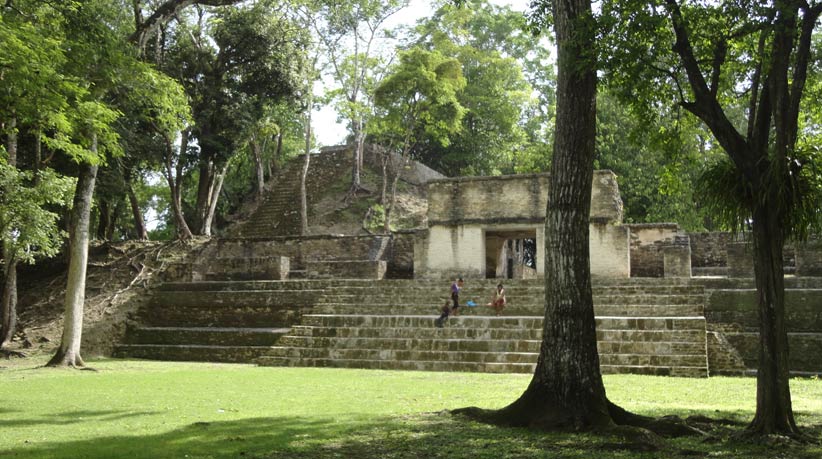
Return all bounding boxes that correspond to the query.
[1,358,820,459]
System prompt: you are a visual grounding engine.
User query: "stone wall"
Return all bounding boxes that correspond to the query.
[688,232,733,268]
[195,235,394,273]
[387,231,416,279]
[426,170,623,226]
[627,223,679,277]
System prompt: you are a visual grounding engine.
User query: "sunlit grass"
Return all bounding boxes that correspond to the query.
[1,358,820,458]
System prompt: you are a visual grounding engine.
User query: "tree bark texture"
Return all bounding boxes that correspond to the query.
[1,115,19,350]
[126,181,149,240]
[48,148,99,367]
[300,105,312,236]
[455,0,613,430]
[749,204,796,434]
[202,163,228,237]
[194,159,215,235]
[163,130,193,240]
[663,0,821,436]
[252,139,265,200]
[97,200,111,241]
[1,255,17,349]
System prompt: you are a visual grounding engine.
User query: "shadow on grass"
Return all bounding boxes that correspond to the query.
[2,411,821,459]
[0,409,161,428]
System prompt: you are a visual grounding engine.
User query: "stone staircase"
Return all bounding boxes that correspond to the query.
[233,151,351,238]
[113,280,327,362]
[256,278,710,377]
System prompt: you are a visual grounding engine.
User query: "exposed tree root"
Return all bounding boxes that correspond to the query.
[0,348,26,359]
[452,398,707,453]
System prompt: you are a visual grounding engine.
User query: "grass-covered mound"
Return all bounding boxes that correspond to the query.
[1,358,820,458]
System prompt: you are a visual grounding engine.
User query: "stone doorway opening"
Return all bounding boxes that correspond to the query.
[485,230,537,279]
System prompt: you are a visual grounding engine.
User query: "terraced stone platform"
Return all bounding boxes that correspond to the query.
[115,278,709,376]
[255,278,710,377]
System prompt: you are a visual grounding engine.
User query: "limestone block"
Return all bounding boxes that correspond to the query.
[194,256,289,281]
[663,244,691,278]
[795,238,822,276]
[727,242,754,278]
[306,260,387,279]
[590,224,631,279]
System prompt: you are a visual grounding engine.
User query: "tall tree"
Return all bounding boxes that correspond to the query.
[372,48,466,232]
[413,0,550,176]
[602,0,822,436]
[162,1,308,236]
[308,0,407,195]
[456,0,616,428]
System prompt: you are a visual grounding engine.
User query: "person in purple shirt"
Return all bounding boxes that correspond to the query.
[435,277,463,327]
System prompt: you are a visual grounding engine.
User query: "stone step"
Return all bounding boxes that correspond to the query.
[598,353,708,368]
[277,336,705,355]
[256,355,537,373]
[290,325,544,340]
[150,290,323,308]
[126,326,290,346]
[310,303,704,317]
[142,306,303,328]
[156,280,360,291]
[265,346,540,364]
[289,325,705,342]
[315,294,705,306]
[298,314,707,331]
[256,355,706,377]
[113,344,274,363]
[724,332,822,373]
[600,365,707,377]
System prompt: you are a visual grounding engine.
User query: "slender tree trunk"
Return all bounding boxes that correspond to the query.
[300,103,312,236]
[1,115,19,351]
[194,158,214,234]
[350,123,363,191]
[48,137,99,368]
[164,131,193,240]
[252,139,265,200]
[383,156,406,234]
[747,202,797,435]
[97,200,111,241]
[273,132,283,174]
[202,163,228,237]
[126,179,148,240]
[380,152,389,205]
[1,254,17,350]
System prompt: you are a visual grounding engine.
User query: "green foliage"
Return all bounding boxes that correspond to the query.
[0,156,75,264]
[412,0,553,176]
[373,48,466,153]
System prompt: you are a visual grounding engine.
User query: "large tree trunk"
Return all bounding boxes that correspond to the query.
[748,202,797,435]
[48,151,99,368]
[454,0,620,430]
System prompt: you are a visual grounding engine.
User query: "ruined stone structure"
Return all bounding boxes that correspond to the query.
[113,150,822,377]
[414,171,630,279]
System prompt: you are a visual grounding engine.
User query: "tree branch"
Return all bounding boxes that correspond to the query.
[130,0,242,53]
[664,0,752,173]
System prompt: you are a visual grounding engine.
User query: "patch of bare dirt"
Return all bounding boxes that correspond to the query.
[8,239,206,359]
